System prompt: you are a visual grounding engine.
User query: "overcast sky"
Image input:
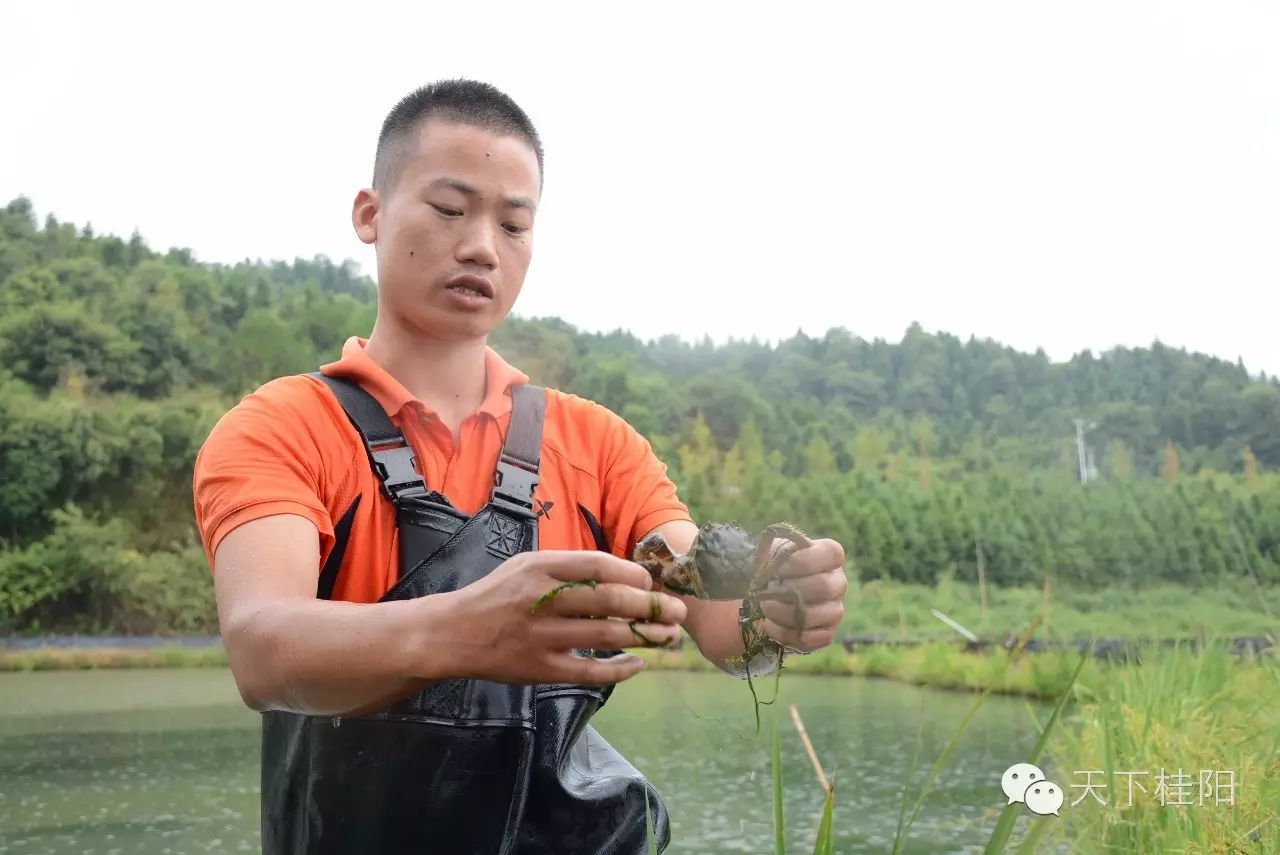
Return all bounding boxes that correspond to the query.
[3,1,1277,376]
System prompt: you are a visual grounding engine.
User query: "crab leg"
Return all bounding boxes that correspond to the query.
[749,524,812,634]
[750,523,812,587]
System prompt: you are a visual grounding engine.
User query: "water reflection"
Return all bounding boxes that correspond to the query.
[0,668,1045,854]
[596,671,1045,853]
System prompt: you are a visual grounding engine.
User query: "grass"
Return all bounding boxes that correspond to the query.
[842,576,1279,643]
[1044,645,1280,852]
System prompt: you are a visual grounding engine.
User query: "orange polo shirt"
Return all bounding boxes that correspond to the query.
[193,337,692,603]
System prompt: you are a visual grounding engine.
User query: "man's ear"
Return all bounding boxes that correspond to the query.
[352,188,380,245]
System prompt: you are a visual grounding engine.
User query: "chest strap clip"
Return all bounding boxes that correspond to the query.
[371,441,429,503]
[492,452,539,518]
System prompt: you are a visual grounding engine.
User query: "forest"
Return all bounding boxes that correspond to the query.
[0,195,1276,634]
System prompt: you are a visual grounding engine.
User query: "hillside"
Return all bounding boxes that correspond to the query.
[0,196,1275,634]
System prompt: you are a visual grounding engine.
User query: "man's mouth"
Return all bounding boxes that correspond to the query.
[445,275,494,299]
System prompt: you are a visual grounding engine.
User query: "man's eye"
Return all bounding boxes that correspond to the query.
[431,204,463,217]
[503,224,529,236]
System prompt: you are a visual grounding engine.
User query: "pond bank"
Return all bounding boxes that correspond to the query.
[637,641,1098,700]
[7,635,1273,706]
[0,645,228,671]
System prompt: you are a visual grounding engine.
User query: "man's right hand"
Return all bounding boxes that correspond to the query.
[442,550,688,686]
[214,515,684,717]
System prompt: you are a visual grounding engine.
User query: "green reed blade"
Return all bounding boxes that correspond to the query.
[983,805,1022,855]
[1012,816,1052,854]
[891,706,925,855]
[900,668,1003,842]
[812,781,835,855]
[983,640,1092,854]
[1027,639,1093,764]
[897,616,1051,852]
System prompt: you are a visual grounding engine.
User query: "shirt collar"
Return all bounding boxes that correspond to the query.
[320,337,529,420]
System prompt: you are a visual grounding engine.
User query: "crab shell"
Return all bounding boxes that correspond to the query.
[633,522,760,601]
[688,522,760,599]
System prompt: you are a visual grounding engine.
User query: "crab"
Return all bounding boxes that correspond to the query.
[633,521,813,665]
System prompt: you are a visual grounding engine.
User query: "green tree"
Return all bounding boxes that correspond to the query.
[677,412,720,505]
[803,435,836,477]
[4,198,1280,630]
[1242,445,1259,491]
[849,426,891,478]
[1161,440,1182,485]
[1105,439,1135,480]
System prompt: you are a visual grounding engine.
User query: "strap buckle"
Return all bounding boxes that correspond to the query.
[371,442,428,503]
[492,452,539,517]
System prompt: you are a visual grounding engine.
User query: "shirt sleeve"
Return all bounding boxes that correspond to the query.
[596,407,693,559]
[192,379,335,569]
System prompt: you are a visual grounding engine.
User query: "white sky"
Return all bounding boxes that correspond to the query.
[3,1,1277,376]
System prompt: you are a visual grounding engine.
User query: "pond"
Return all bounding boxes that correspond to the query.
[0,668,1048,853]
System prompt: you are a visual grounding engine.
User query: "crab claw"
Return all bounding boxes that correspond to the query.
[633,531,678,582]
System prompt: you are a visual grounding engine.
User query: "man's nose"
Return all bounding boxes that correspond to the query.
[455,217,499,269]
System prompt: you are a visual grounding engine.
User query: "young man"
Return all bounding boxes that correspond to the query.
[194,80,846,854]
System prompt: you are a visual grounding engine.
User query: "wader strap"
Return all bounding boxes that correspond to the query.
[491,384,546,518]
[316,495,361,600]
[576,503,611,553]
[310,372,428,503]
[312,372,548,516]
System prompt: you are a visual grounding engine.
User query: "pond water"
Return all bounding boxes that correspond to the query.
[0,668,1048,853]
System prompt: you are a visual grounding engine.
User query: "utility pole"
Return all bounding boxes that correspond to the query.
[1074,418,1097,483]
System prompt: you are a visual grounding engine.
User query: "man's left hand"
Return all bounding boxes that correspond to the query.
[758,537,847,653]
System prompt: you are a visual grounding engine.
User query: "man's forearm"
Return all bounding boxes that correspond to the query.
[683,597,750,668]
[222,593,457,717]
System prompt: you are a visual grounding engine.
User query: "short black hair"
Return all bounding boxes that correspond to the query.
[372,79,543,194]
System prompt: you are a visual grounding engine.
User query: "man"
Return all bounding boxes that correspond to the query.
[194,79,846,853]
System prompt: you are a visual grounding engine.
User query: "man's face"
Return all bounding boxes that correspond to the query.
[356,119,540,342]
